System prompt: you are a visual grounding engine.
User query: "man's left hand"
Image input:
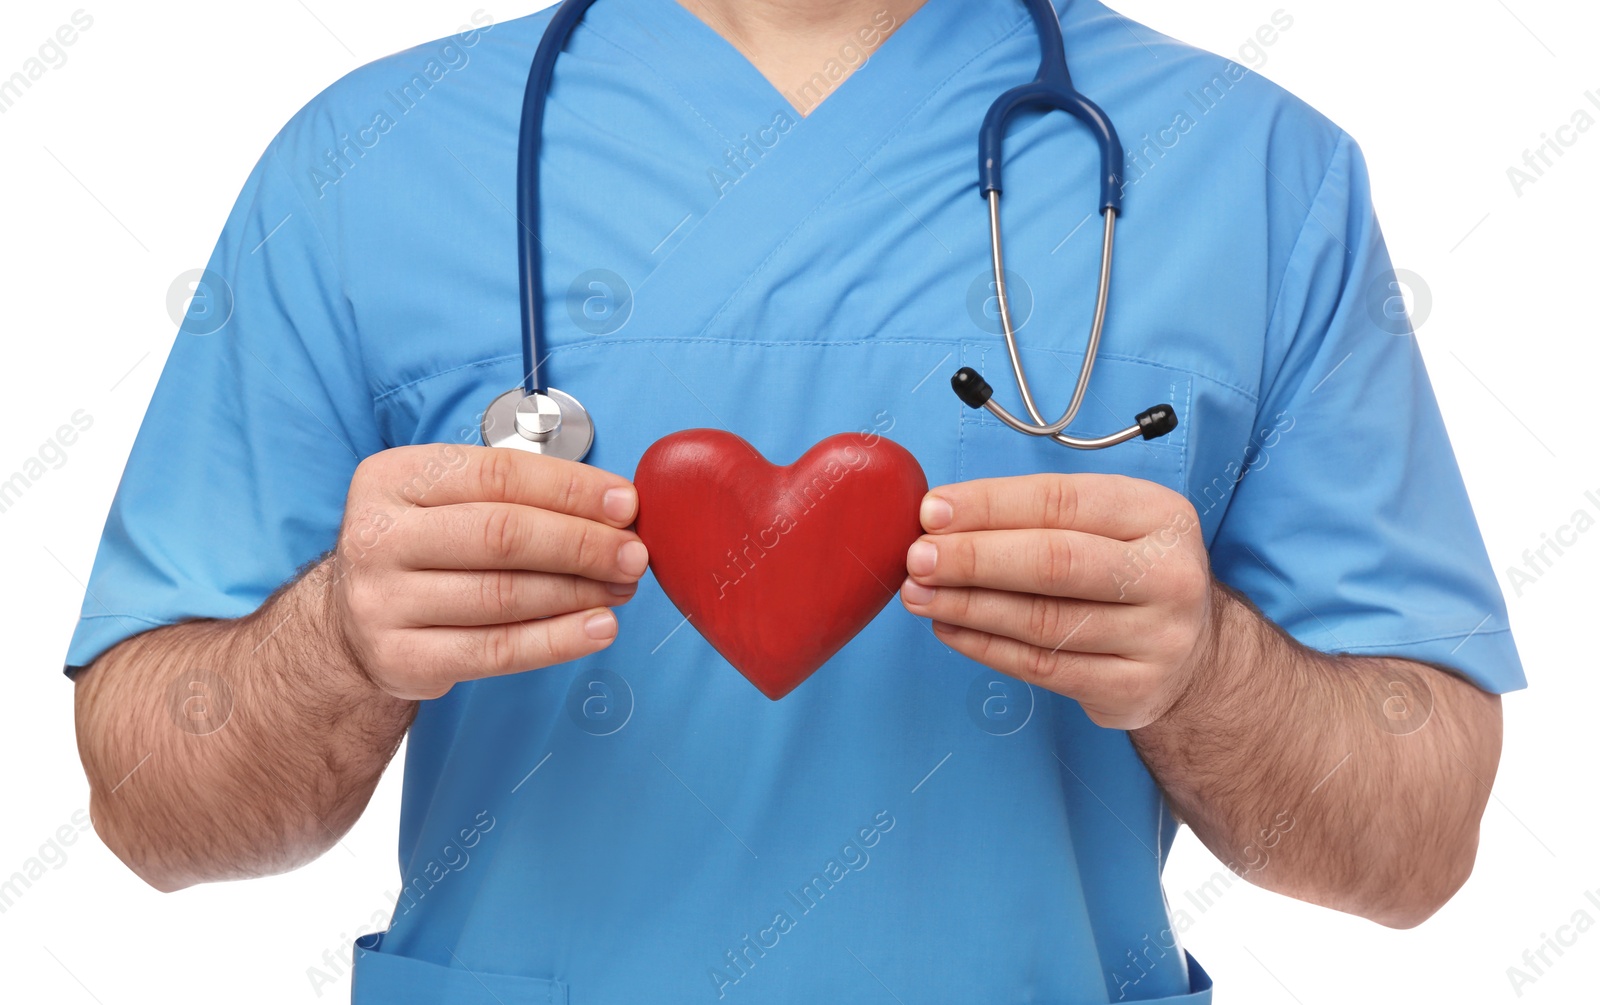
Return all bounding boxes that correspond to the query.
[899,473,1221,730]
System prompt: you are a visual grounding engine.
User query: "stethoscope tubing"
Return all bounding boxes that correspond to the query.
[495,0,1177,458]
[962,0,1175,449]
[517,0,602,396]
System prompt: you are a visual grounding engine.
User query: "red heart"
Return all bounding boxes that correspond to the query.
[634,429,928,700]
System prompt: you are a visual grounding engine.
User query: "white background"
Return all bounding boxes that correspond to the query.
[0,1,1595,1002]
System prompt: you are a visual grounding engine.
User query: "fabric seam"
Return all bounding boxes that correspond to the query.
[371,341,1258,408]
[1256,130,1350,401]
[697,14,1037,336]
[575,21,740,147]
[1332,626,1513,651]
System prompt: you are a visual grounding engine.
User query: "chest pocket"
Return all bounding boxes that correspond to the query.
[955,339,1191,493]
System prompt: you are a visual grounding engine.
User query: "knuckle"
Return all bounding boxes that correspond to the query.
[953,535,980,580]
[1167,558,1209,601]
[1040,477,1078,528]
[949,587,977,623]
[366,632,410,680]
[478,624,518,674]
[349,455,379,496]
[962,626,992,663]
[974,483,996,528]
[1040,533,1073,587]
[567,576,596,610]
[355,446,405,484]
[480,506,520,561]
[1026,596,1060,644]
[478,570,521,617]
[1160,483,1198,522]
[507,622,553,671]
[1107,668,1145,707]
[557,465,585,515]
[1021,644,1058,684]
[568,519,604,573]
[1110,664,1160,715]
[516,619,561,669]
[478,449,519,503]
[1145,620,1185,660]
[1177,500,1201,534]
[1151,494,1199,545]
[341,580,385,629]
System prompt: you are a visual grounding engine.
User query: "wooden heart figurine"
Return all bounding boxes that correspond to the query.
[634,429,928,699]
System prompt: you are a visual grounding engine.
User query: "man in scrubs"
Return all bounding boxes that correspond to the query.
[66,0,1524,1001]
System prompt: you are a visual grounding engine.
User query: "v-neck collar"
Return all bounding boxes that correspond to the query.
[652,0,921,119]
[569,0,1075,340]
[586,0,1047,142]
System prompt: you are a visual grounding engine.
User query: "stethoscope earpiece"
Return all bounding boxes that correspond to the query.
[951,367,994,409]
[1136,404,1179,441]
[953,363,1178,446]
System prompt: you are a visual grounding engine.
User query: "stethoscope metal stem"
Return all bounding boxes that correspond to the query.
[951,0,1177,451]
[988,192,1115,435]
[980,196,1144,449]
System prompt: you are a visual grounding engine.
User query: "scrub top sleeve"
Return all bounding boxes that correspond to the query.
[1205,131,1526,695]
[63,128,386,676]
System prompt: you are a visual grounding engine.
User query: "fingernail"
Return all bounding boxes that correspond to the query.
[603,487,637,523]
[618,540,649,577]
[606,581,637,597]
[901,578,936,605]
[907,540,937,577]
[584,610,618,640]
[921,494,953,530]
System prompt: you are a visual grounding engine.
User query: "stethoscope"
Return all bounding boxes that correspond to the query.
[481,0,1178,461]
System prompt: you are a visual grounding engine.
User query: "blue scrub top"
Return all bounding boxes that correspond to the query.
[65,0,1525,1001]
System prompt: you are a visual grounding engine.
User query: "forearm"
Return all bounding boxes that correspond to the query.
[1132,580,1503,928]
[73,555,416,892]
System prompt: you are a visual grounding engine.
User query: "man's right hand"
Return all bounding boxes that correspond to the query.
[327,444,648,700]
[73,442,644,890]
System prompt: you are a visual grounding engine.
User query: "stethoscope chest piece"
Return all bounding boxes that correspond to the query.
[481,386,594,461]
